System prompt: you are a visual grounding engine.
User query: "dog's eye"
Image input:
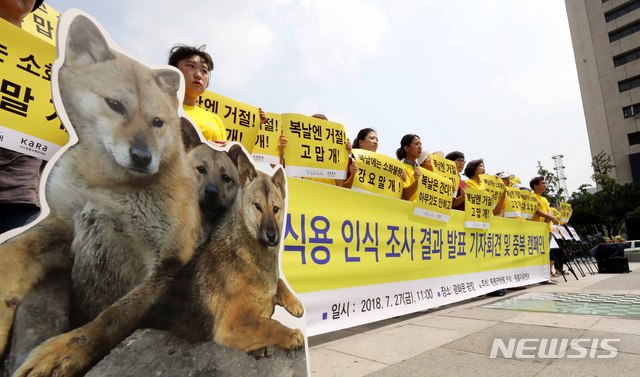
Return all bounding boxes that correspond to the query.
[151,117,164,128]
[254,203,262,212]
[196,165,207,175]
[104,98,126,115]
[221,173,232,183]
[273,206,280,214]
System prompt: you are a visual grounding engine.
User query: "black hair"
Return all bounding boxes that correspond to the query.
[352,128,376,149]
[464,159,484,179]
[168,45,214,72]
[530,176,545,189]
[445,151,464,161]
[396,134,420,160]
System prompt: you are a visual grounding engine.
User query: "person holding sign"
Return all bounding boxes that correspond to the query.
[446,151,466,210]
[0,0,45,234]
[530,176,561,280]
[464,159,505,215]
[396,134,422,201]
[168,45,228,144]
[494,171,514,217]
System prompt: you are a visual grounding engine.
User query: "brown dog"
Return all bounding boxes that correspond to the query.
[0,13,201,376]
[163,146,305,354]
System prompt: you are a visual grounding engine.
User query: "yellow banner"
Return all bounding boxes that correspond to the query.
[251,111,282,165]
[464,188,493,229]
[519,190,538,220]
[351,149,405,198]
[22,3,61,44]
[504,187,522,218]
[0,18,68,160]
[282,178,549,293]
[430,154,459,196]
[480,174,504,209]
[412,167,454,224]
[559,202,572,224]
[281,113,348,179]
[196,91,260,153]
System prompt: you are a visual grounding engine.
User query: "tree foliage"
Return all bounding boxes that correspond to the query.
[568,151,640,238]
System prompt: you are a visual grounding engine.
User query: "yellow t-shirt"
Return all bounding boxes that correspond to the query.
[402,162,418,201]
[183,105,227,142]
[532,193,552,231]
[464,179,485,191]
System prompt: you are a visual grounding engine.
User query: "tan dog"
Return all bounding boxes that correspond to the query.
[0,13,201,376]
[164,147,305,354]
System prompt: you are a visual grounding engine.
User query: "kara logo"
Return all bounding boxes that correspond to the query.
[490,338,620,359]
[20,138,48,152]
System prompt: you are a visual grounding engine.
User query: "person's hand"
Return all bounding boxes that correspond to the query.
[349,161,358,175]
[345,138,352,153]
[550,216,559,225]
[414,166,421,180]
[278,133,288,157]
[401,170,408,181]
[259,107,267,125]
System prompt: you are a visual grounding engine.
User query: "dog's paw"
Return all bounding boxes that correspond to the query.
[282,328,304,350]
[13,330,91,377]
[281,294,304,318]
[0,296,19,356]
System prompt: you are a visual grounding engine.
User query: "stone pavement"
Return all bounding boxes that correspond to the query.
[308,262,640,376]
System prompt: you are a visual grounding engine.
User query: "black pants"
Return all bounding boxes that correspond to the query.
[550,248,564,272]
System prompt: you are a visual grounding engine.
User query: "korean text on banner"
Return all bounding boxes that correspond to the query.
[281,178,549,336]
[559,202,572,224]
[430,153,459,196]
[281,113,348,179]
[519,190,538,220]
[351,149,405,199]
[252,111,282,165]
[22,3,61,44]
[504,187,522,218]
[0,18,68,160]
[480,174,504,209]
[196,91,260,153]
[412,167,454,224]
[464,188,493,229]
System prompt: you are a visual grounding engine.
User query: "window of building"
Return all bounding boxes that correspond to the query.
[614,47,640,66]
[609,19,640,42]
[629,152,640,182]
[629,131,640,145]
[623,103,640,118]
[605,0,640,23]
[618,75,640,92]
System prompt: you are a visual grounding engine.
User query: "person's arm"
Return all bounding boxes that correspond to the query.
[337,159,357,188]
[452,187,465,208]
[535,209,559,224]
[492,190,506,216]
[278,132,287,167]
[401,166,421,200]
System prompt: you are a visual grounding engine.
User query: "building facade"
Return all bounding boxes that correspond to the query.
[565,0,640,183]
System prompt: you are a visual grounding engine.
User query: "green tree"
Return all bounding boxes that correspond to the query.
[536,161,565,207]
[569,152,640,238]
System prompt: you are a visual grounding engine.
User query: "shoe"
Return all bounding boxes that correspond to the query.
[540,279,558,285]
[488,289,507,296]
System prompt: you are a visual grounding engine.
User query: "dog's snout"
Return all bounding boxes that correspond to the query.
[266,229,277,244]
[204,184,220,202]
[130,145,152,168]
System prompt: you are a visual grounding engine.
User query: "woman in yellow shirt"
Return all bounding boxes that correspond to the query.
[396,134,422,201]
[464,159,505,215]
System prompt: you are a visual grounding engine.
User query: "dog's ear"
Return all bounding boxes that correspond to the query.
[64,15,115,67]
[153,69,181,97]
[272,167,287,200]
[180,117,202,153]
[227,144,257,183]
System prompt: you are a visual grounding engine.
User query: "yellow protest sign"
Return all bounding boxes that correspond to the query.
[281,113,348,179]
[559,202,572,224]
[464,188,493,229]
[480,174,504,209]
[519,190,538,220]
[412,167,454,224]
[0,18,68,160]
[430,154,459,196]
[351,149,405,198]
[21,3,61,45]
[503,187,522,218]
[196,91,261,153]
[251,112,282,165]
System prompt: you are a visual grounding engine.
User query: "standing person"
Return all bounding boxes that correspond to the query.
[464,159,505,216]
[0,0,45,234]
[446,151,466,210]
[168,45,227,143]
[396,134,422,201]
[494,171,514,217]
[530,176,561,280]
